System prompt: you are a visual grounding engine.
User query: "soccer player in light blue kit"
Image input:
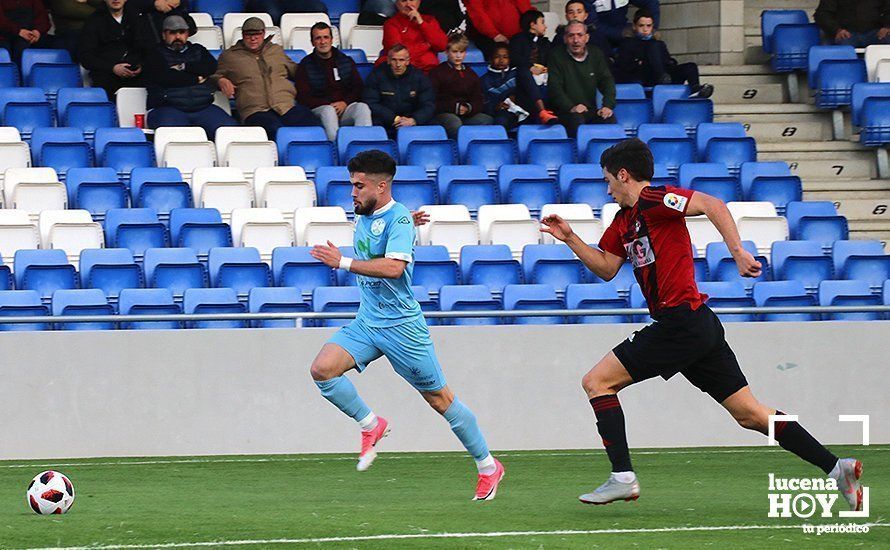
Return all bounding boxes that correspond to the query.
[309,150,506,500]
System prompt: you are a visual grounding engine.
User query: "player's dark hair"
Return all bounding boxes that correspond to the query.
[520,9,544,31]
[310,22,332,36]
[489,43,510,60]
[600,139,654,181]
[564,0,585,13]
[633,8,655,23]
[347,150,397,181]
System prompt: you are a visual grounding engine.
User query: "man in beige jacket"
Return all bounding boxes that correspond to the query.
[212,17,321,139]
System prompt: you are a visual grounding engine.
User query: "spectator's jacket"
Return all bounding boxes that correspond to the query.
[212,38,299,121]
[586,0,660,43]
[547,45,616,112]
[380,11,448,73]
[420,0,466,34]
[612,35,673,83]
[295,47,363,108]
[47,0,103,34]
[363,64,435,125]
[429,61,484,116]
[508,31,552,69]
[815,0,890,35]
[464,0,530,39]
[480,65,517,115]
[79,4,145,73]
[554,23,613,66]
[0,0,50,39]
[129,0,197,48]
[144,41,218,111]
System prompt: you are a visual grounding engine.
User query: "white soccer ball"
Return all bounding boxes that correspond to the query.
[26,470,75,515]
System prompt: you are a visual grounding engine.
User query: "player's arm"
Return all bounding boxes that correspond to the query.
[686,192,762,278]
[541,215,625,280]
[309,241,407,279]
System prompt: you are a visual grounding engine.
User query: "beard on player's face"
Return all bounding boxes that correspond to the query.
[354,196,378,216]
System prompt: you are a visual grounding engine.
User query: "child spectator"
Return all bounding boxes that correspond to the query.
[430,32,493,137]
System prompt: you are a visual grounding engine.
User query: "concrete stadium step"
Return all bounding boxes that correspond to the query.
[832,198,890,223]
[756,140,865,153]
[760,154,878,180]
[801,175,887,191]
[710,83,786,104]
[704,74,785,86]
[804,189,890,203]
[848,227,890,243]
[714,107,832,141]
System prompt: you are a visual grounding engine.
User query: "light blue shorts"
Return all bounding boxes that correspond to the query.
[327,315,447,392]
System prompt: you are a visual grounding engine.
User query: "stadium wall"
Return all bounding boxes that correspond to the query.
[0,322,886,460]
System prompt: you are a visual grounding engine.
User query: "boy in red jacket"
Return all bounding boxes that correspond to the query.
[430,32,494,138]
[379,0,448,73]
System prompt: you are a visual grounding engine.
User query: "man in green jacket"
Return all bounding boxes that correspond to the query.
[547,20,616,138]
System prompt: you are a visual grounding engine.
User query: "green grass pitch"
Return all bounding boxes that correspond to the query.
[1,445,887,549]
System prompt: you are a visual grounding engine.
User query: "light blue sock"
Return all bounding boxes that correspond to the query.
[315,376,372,422]
[443,398,490,461]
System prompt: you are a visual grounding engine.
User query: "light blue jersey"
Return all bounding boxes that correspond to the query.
[352,200,422,328]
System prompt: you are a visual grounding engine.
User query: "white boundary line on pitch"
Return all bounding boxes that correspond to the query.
[20,523,890,550]
[1,446,886,469]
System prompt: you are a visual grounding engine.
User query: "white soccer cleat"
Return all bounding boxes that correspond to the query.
[831,458,863,511]
[357,417,390,472]
[579,474,641,505]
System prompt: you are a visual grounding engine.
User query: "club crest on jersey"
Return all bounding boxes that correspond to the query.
[664,192,687,212]
[370,218,386,236]
[634,219,642,234]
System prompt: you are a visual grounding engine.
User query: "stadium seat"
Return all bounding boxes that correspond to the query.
[727,201,778,221]
[222,13,277,48]
[254,166,315,213]
[0,257,13,290]
[30,127,93,178]
[688,176,740,203]
[771,24,820,73]
[662,99,713,135]
[859,96,890,147]
[0,290,50,330]
[293,206,354,246]
[169,207,232,261]
[3,167,65,215]
[345,26,383,60]
[613,99,652,136]
[0,87,52,141]
[337,126,396,162]
[679,163,730,190]
[94,128,155,179]
[738,161,790,196]
[272,246,335,298]
[38,209,104,265]
[214,126,277,173]
[191,23,225,50]
[51,288,114,330]
[864,44,890,82]
[191,167,253,218]
[704,137,757,175]
[834,244,890,289]
[818,280,883,321]
[277,126,335,178]
[477,204,540,257]
[66,167,127,218]
[315,166,353,214]
[770,240,833,291]
[20,48,71,80]
[503,283,563,325]
[686,215,723,257]
[312,285,360,327]
[814,59,867,109]
[457,125,516,170]
[79,248,142,304]
[460,244,521,296]
[785,201,847,246]
[281,13,332,50]
[808,46,857,88]
[557,164,609,210]
[832,240,886,274]
[736,217,789,257]
[0,126,32,183]
[522,244,586,294]
[564,283,629,323]
[413,245,459,296]
[393,165,437,211]
[193,0,243,25]
[144,248,207,301]
[850,83,890,127]
[761,10,809,54]
[397,126,457,175]
[695,122,747,160]
[627,283,650,323]
[154,127,217,182]
[600,202,621,229]
[651,85,689,121]
[753,280,818,321]
[437,164,498,213]
[130,167,192,216]
[747,176,801,214]
[499,164,558,215]
[417,204,479,256]
[118,288,181,329]
[342,49,368,63]
[577,124,626,164]
[105,208,168,260]
[0,210,40,264]
[697,281,756,322]
[0,62,19,88]
[114,86,147,129]
[637,123,694,175]
[57,88,116,140]
[539,204,604,245]
[208,247,271,300]
[183,287,247,328]
[230,208,294,260]
[705,240,769,291]
[14,249,78,303]
[517,125,575,173]
[438,284,501,325]
[248,286,310,328]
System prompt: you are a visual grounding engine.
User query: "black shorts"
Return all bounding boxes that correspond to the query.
[613,304,748,403]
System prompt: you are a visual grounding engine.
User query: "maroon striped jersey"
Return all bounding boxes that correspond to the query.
[598,185,706,314]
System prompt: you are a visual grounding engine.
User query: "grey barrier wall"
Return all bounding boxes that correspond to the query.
[0,322,887,460]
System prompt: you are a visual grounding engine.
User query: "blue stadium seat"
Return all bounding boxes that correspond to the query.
[437,165,499,213]
[51,288,114,330]
[315,166,353,214]
[0,290,50,330]
[66,167,127,217]
[14,249,78,303]
[522,244,586,294]
[169,208,232,258]
[837,248,890,289]
[698,281,756,322]
[456,125,509,157]
[143,248,207,300]
[95,128,155,179]
[458,125,517,173]
[662,99,713,136]
[0,259,12,291]
[338,126,397,162]
[815,59,866,110]
[832,240,886,274]
[118,288,181,330]
[183,287,247,329]
[565,283,629,323]
[577,124,626,164]
[278,126,336,178]
[695,122,747,160]
[517,125,575,173]
[851,82,890,127]
[208,247,271,300]
[284,50,307,63]
[771,24,820,73]
[747,176,801,214]
[27,63,81,103]
[650,162,678,187]
[818,280,883,321]
[615,83,645,99]
[678,162,730,188]
[859,96,890,147]
[499,164,558,215]
[30,127,92,177]
[503,283,564,325]
[0,87,52,140]
[312,286,360,327]
[752,280,818,321]
[130,166,191,215]
[413,245,459,295]
[628,283,651,323]
[705,240,769,291]
[704,137,757,175]
[651,85,689,121]
[808,45,857,87]
[57,88,116,140]
[693,254,709,281]
[738,161,789,195]
[607,262,636,295]
[770,240,833,291]
[105,208,168,259]
[325,0,360,23]
[0,62,19,87]
[79,248,143,302]
[21,49,71,80]
[438,284,501,325]
[193,0,243,24]
[785,201,847,245]
[688,176,740,203]
[558,163,609,211]
[613,99,652,136]
[248,286,311,328]
[341,49,367,63]
[412,285,440,325]
[272,246,336,298]
[460,244,522,295]
[356,62,373,80]
[761,10,809,54]
[397,125,456,175]
[637,123,694,175]
[393,165,437,211]
[335,246,357,286]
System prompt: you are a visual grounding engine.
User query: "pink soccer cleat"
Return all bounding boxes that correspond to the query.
[473,458,505,501]
[357,417,390,471]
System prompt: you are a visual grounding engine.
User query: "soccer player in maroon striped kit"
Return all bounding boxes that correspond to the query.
[541,139,863,508]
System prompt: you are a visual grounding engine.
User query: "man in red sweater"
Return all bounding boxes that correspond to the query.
[379,0,448,73]
[464,0,530,57]
[430,32,493,138]
[0,0,54,63]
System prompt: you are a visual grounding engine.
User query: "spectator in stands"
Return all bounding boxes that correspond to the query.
[296,22,372,141]
[815,0,890,47]
[129,0,196,48]
[380,0,448,73]
[47,0,104,62]
[547,20,616,137]
[481,43,523,130]
[143,15,237,138]
[363,43,435,136]
[464,0,529,58]
[212,17,321,140]
[507,9,557,124]
[245,0,328,26]
[586,0,660,46]
[421,0,465,35]
[430,32,492,137]
[613,9,713,98]
[80,0,145,98]
[0,0,55,63]
[554,0,612,66]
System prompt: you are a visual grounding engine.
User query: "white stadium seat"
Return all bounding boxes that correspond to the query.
[0,128,31,200]
[864,44,890,81]
[230,208,295,260]
[222,13,279,47]
[599,202,621,229]
[0,209,39,264]
[727,201,778,222]
[4,167,65,218]
[191,167,254,220]
[877,59,890,82]
[540,203,604,245]
[281,13,333,50]
[190,12,215,27]
[477,204,540,257]
[417,204,479,258]
[115,87,148,129]
[212,91,232,115]
[338,13,360,49]
[293,206,354,246]
[737,216,789,257]
[192,26,224,50]
[347,26,383,61]
[253,166,316,214]
[214,126,278,175]
[686,215,723,256]
[38,209,104,266]
[154,127,217,182]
